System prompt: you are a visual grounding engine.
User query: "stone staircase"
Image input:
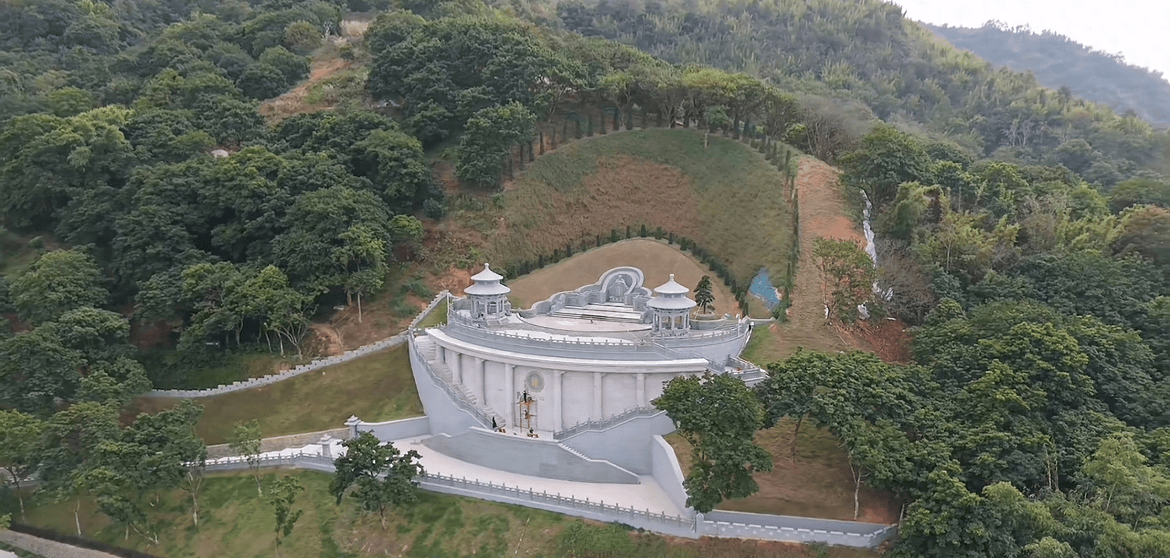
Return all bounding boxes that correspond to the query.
[414,336,506,427]
[551,303,645,324]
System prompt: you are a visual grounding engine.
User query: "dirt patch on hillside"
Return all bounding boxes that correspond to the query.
[769,156,912,363]
[789,157,864,328]
[260,56,356,122]
[506,239,739,315]
[498,156,708,258]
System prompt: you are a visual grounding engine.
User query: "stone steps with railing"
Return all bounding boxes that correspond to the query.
[554,406,667,440]
[412,335,504,428]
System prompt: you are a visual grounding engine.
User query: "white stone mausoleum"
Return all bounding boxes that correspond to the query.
[407,264,765,484]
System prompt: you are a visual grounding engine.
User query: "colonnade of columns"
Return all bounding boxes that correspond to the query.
[435,344,654,433]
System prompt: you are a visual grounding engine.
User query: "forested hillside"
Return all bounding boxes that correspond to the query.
[538,0,1170,185]
[927,22,1170,127]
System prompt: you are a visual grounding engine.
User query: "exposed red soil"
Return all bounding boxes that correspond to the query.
[787,156,912,363]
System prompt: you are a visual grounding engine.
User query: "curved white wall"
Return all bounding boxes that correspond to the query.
[427,329,708,431]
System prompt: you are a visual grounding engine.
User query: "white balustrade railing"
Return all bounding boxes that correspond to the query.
[409,336,494,429]
[554,406,666,440]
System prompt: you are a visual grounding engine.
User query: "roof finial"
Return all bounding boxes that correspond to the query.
[669,274,675,281]
[484,263,491,271]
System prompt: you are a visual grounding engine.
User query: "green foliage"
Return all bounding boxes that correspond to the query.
[282,21,322,54]
[812,238,875,323]
[692,275,714,314]
[0,410,45,519]
[839,125,932,209]
[367,15,560,147]
[229,419,264,496]
[456,102,537,187]
[330,432,424,527]
[269,475,305,556]
[1108,178,1170,213]
[653,373,771,512]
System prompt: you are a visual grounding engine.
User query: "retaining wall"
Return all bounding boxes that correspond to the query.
[407,334,489,435]
[356,416,431,440]
[206,427,348,459]
[146,291,450,399]
[558,411,676,475]
[650,435,691,515]
[699,510,896,547]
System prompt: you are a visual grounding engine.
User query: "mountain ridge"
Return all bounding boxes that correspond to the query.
[926,22,1170,127]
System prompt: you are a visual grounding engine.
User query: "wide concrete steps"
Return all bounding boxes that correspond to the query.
[551,304,645,324]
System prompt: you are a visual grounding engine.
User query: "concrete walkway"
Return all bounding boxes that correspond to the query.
[210,435,686,518]
[401,436,686,516]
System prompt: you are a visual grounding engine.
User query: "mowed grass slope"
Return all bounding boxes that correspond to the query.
[134,344,422,445]
[18,470,879,558]
[488,129,795,288]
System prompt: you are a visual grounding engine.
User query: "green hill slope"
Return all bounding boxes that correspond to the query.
[468,129,796,292]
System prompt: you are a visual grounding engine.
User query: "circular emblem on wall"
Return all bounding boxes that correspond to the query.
[525,372,545,392]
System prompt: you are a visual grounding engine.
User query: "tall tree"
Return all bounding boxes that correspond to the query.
[692,275,714,315]
[9,250,107,325]
[330,431,425,527]
[813,237,876,323]
[229,419,264,496]
[455,102,536,188]
[269,476,304,557]
[0,410,45,519]
[653,373,771,513]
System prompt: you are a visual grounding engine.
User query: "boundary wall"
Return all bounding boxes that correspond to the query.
[146,292,449,398]
[650,434,691,514]
[354,416,432,440]
[558,410,676,475]
[206,427,348,459]
[200,452,896,548]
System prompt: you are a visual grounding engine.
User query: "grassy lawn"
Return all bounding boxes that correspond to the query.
[667,420,899,524]
[415,296,448,329]
[507,239,740,316]
[740,322,853,368]
[143,349,289,390]
[15,470,879,558]
[487,129,796,291]
[134,344,422,445]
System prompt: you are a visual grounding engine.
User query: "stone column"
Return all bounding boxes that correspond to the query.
[552,370,564,432]
[479,358,488,405]
[504,363,515,427]
[470,357,483,396]
[593,371,603,419]
[451,351,462,383]
[345,415,361,440]
[636,372,646,407]
[438,345,446,366]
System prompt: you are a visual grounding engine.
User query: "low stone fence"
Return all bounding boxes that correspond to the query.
[205,427,348,459]
[409,291,450,330]
[200,451,897,548]
[147,291,451,399]
[699,510,897,547]
[146,336,405,398]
